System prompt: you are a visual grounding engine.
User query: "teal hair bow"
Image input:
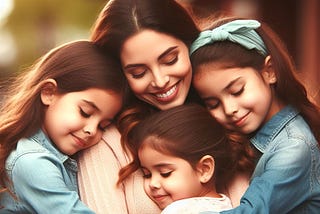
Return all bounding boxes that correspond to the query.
[190,19,268,56]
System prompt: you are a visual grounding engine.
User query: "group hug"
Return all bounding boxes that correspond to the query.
[1,0,320,213]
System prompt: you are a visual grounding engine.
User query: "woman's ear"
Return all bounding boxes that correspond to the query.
[262,55,277,84]
[40,79,58,105]
[196,155,215,184]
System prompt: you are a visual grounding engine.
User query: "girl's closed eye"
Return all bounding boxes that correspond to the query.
[228,79,245,96]
[231,86,244,96]
[141,168,152,179]
[205,100,220,110]
[160,171,172,178]
[98,121,112,132]
[143,173,152,179]
[80,108,91,118]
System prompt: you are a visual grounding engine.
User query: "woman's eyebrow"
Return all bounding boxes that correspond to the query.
[122,63,144,70]
[158,46,178,60]
[122,46,178,70]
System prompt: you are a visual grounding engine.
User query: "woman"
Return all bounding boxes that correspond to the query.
[77,1,254,213]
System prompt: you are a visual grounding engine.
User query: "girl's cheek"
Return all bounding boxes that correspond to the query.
[211,111,226,125]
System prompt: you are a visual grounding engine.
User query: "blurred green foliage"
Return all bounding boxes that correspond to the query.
[1,0,108,80]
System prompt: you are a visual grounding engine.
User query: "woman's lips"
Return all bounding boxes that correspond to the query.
[153,84,178,102]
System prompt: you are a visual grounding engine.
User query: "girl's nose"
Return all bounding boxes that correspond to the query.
[149,176,161,189]
[83,123,97,136]
[223,98,239,116]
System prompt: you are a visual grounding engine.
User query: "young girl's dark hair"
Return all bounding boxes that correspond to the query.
[118,104,255,191]
[0,40,126,195]
[191,16,320,143]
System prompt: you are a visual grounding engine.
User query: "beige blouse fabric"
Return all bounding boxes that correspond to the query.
[77,125,160,214]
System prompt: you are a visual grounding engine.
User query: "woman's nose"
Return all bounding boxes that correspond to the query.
[150,69,169,88]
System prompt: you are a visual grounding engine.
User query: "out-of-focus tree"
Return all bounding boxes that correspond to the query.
[1,0,107,80]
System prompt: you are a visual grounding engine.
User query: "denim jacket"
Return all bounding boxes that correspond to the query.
[203,106,320,214]
[0,129,95,213]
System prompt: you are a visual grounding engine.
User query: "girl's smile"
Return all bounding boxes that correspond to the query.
[42,86,122,155]
[193,65,283,134]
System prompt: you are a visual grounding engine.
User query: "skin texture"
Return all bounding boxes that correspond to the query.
[193,57,284,134]
[120,30,192,110]
[139,142,219,210]
[41,79,122,155]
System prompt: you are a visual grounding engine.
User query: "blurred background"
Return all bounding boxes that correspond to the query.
[0,0,105,81]
[0,0,319,104]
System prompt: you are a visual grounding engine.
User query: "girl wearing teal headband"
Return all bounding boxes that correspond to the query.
[191,17,320,213]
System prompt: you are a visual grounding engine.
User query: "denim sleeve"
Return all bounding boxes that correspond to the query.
[12,153,95,214]
[220,138,314,214]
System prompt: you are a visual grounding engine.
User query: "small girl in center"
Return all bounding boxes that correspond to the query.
[117,104,252,213]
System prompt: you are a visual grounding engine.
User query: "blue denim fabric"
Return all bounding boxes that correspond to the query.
[217,105,320,214]
[0,129,95,213]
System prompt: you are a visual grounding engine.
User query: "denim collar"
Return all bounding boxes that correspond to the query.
[250,105,299,153]
[30,129,70,163]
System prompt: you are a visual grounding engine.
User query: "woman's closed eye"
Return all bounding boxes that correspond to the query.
[124,66,147,79]
[131,69,146,79]
[163,55,178,66]
[160,49,179,66]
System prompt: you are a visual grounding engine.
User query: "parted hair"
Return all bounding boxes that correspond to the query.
[90,0,199,60]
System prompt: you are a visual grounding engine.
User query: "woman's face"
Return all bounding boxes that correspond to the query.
[120,30,192,110]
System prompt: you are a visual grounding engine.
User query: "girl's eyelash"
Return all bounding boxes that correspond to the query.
[143,173,151,179]
[232,87,244,96]
[160,171,172,178]
[80,108,90,118]
[206,101,220,110]
[98,125,107,132]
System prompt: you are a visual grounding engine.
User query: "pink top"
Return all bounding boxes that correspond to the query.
[77,125,160,213]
